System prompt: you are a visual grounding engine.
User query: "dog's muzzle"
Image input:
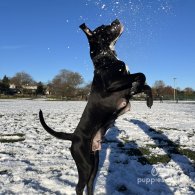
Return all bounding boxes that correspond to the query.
[111,19,124,35]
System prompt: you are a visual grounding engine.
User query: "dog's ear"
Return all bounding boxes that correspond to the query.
[80,23,93,37]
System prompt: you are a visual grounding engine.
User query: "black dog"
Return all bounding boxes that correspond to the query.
[39,19,153,195]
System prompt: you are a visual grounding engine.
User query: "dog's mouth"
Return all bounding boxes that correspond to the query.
[111,19,124,36]
[109,19,124,51]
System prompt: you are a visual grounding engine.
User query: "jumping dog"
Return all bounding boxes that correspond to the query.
[39,19,153,195]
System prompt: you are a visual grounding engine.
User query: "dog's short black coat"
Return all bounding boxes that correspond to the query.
[39,19,153,195]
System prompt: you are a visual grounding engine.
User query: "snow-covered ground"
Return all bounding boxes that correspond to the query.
[0,99,195,195]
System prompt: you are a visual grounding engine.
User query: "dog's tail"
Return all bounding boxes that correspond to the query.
[39,110,74,141]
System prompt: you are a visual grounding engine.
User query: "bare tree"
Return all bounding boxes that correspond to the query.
[51,69,84,98]
[153,80,166,89]
[163,85,174,99]
[77,82,92,100]
[153,80,166,97]
[184,87,193,95]
[183,87,195,100]
[11,72,35,88]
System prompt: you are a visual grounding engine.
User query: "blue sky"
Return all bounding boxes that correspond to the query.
[0,0,195,89]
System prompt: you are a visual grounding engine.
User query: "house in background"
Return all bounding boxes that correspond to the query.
[8,84,37,95]
[21,84,37,95]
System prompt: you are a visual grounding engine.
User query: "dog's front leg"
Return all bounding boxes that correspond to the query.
[142,85,153,108]
[130,73,146,95]
[130,73,153,108]
[104,76,132,92]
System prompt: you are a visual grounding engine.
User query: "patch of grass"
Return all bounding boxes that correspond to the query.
[0,152,15,157]
[120,136,130,143]
[152,137,179,148]
[188,133,194,138]
[116,130,195,166]
[0,133,25,143]
[147,154,171,164]
[146,144,158,148]
[178,148,195,161]
[120,137,136,145]
[139,147,151,155]
[125,145,171,165]
[148,128,163,134]
[0,133,25,137]
[159,127,179,131]
[168,146,180,154]
[126,147,151,156]
[0,138,25,143]
[0,170,9,175]
[138,154,171,165]
[44,137,52,141]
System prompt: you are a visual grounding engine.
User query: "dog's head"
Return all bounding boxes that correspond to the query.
[80,19,123,60]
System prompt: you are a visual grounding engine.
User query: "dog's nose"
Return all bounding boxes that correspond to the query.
[112,19,120,25]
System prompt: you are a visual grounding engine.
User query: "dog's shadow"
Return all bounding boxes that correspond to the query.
[129,119,195,181]
[96,119,195,194]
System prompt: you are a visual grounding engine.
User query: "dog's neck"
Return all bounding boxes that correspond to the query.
[91,48,119,69]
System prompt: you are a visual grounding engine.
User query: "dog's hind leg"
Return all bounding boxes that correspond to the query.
[87,151,99,195]
[70,142,94,195]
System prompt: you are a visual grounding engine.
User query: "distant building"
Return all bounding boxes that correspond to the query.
[8,84,37,95]
[22,85,37,90]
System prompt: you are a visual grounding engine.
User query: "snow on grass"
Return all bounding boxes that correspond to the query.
[0,99,195,194]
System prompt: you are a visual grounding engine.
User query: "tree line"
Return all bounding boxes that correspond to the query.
[0,70,91,100]
[0,70,195,100]
[152,80,195,101]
